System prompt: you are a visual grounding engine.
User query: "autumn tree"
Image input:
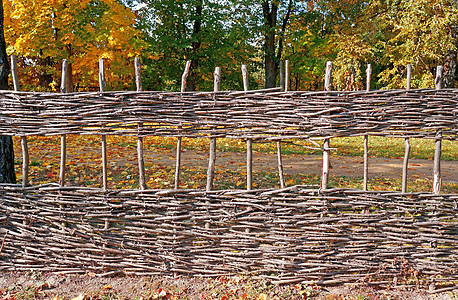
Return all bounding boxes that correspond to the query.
[279,1,340,90]
[0,0,16,184]
[364,0,458,89]
[259,0,295,88]
[4,0,144,91]
[317,0,458,90]
[136,0,255,91]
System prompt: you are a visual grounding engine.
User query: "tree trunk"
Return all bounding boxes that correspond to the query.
[443,24,458,88]
[0,1,16,184]
[38,55,53,89]
[275,0,293,72]
[263,1,278,88]
[65,45,73,93]
[187,0,202,91]
[65,61,73,93]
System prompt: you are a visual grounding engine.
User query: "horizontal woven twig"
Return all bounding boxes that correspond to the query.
[1,185,457,289]
[0,88,457,139]
[1,88,457,290]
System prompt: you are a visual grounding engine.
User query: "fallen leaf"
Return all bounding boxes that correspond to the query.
[256,293,267,300]
[71,294,86,300]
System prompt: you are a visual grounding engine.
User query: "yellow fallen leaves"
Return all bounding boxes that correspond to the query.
[11,135,458,193]
[255,293,267,300]
[70,294,85,300]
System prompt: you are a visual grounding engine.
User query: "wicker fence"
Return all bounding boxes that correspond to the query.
[1,89,457,138]
[0,87,457,292]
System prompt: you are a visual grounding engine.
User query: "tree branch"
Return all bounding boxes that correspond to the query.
[276,0,293,63]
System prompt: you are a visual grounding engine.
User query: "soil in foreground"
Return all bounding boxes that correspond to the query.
[0,272,456,300]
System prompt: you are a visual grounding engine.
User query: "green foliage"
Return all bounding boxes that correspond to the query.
[369,0,458,88]
[4,0,457,91]
[136,0,258,91]
[327,0,458,89]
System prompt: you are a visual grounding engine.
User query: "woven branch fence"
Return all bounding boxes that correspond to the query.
[0,89,457,139]
[0,87,457,291]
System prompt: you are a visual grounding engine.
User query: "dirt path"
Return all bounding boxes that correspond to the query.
[142,150,458,183]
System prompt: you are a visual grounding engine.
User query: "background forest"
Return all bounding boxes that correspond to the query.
[4,0,458,92]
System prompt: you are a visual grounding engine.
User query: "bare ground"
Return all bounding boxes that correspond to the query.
[143,149,458,183]
[0,272,457,299]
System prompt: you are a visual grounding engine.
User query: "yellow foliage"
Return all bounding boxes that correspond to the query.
[4,0,146,91]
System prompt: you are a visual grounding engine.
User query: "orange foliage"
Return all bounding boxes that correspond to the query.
[4,0,145,91]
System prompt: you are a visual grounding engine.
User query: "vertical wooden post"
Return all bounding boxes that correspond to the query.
[276,60,289,188]
[435,66,443,90]
[324,61,333,91]
[406,64,412,90]
[175,61,191,189]
[60,59,69,94]
[284,60,289,92]
[321,61,332,189]
[206,67,220,191]
[135,57,147,190]
[59,59,68,186]
[433,66,443,194]
[363,136,369,191]
[241,64,249,92]
[277,141,285,188]
[58,59,70,229]
[99,59,111,229]
[279,61,284,91]
[433,131,442,194]
[98,59,106,92]
[246,139,253,190]
[402,138,411,193]
[99,59,110,228]
[363,64,371,191]
[11,55,29,187]
[11,56,29,227]
[366,64,371,92]
[135,57,142,92]
[213,66,221,92]
[242,65,253,190]
[402,64,412,193]
[11,55,20,91]
[99,59,108,190]
[21,137,29,187]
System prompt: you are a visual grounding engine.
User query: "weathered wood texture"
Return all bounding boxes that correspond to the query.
[206,67,220,191]
[0,89,456,139]
[0,186,456,290]
[0,87,457,289]
[135,57,146,190]
[174,61,191,189]
[99,59,108,191]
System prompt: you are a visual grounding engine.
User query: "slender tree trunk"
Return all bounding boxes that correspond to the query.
[65,62,73,92]
[65,45,73,92]
[275,0,293,69]
[38,54,53,89]
[187,0,202,91]
[295,73,299,90]
[443,25,458,88]
[263,1,278,88]
[0,1,16,184]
